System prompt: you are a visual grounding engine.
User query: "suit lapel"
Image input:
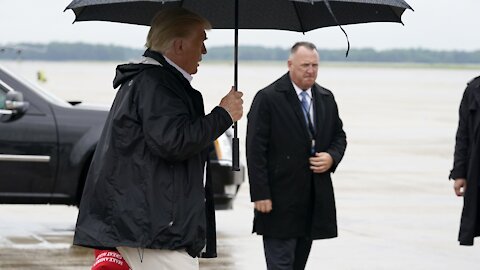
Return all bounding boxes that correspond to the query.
[312,84,325,138]
[277,73,311,141]
[470,86,480,143]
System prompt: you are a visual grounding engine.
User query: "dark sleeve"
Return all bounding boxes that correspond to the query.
[326,95,347,173]
[449,88,470,180]
[246,90,272,202]
[138,78,233,161]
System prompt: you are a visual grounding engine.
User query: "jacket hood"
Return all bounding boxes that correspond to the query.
[113,49,174,89]
[113,63,155,89]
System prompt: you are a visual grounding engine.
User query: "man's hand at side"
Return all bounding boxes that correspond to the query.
[454,178,467,197]
[254,199,272,213]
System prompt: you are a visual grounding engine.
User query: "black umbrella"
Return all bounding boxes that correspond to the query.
[65,0,413,171]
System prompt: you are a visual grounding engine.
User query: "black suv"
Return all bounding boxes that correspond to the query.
[0,65,243,210]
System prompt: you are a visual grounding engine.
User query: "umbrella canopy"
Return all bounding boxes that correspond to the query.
[65,0,413,170]
[66,0,412,30]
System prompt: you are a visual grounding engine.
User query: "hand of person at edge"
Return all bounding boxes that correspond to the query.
[254,199,272,213]
[219,86,244,122]
[454,178,467,197]
[309,152,333,173]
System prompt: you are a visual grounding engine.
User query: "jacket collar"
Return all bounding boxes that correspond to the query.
[163,56,193,82]
[468,81,480,141]
[143,49,192,83]
[274,73,313,141]
[470,79,480,109]
[142,49,204,118]
[276,72,327,142]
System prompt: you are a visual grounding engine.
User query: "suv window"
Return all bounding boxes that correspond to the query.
[0,88,6,110]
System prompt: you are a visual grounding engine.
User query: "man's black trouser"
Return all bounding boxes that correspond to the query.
[262,236,313,270]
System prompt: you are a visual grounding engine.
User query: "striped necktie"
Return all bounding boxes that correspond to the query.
[300,91,310,124]
[300,91,315,154]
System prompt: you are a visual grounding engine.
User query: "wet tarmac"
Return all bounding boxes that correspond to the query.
[0,190,263,270]
[1,178,480,269]
[2,62,480,268]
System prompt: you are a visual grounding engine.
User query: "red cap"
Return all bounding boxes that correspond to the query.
[91,249,130,270]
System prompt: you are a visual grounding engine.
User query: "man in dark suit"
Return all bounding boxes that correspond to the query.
[246,42,347,270]
[450,75,480,246]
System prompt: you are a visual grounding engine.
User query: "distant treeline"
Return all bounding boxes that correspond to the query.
[1,42,480,64]
[0,42,141,61]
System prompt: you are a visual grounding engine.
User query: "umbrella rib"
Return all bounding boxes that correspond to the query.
[388,6,405,25]
[291,1,306,33]
[322,0,350,57]
[72,7,86,23]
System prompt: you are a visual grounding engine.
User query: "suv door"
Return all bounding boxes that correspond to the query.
[0,80,58,203]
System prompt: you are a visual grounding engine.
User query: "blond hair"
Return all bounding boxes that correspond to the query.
[146,8,211,53]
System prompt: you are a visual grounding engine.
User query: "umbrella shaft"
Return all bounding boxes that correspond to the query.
[232,0,240,171]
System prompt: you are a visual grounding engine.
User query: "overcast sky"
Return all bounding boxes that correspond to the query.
[0,0,479,51]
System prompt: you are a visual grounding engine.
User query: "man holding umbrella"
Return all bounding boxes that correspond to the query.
[73,8,243,270]
[247,42,347,270]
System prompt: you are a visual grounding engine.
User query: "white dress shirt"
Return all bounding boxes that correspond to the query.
[292,82,314,125]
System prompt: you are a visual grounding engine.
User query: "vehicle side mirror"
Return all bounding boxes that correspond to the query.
[0,91,29,122]
[5,91,29,114]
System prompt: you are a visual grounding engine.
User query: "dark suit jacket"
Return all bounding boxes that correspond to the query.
[246,72,347,239]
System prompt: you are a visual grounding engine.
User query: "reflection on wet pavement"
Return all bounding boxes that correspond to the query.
[0,189,262,270]
[0,246,92,270]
